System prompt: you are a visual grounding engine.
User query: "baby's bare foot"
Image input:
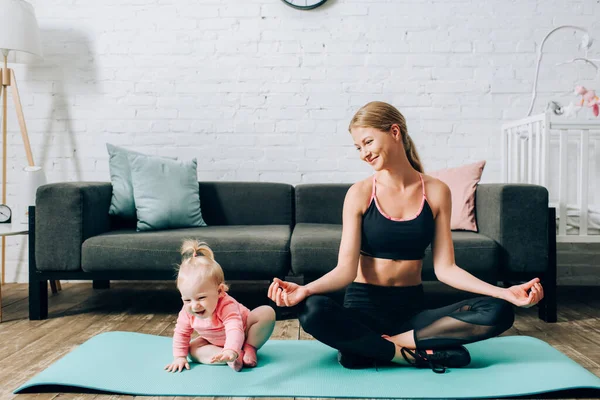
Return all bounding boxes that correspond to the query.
[227,350,244,372]
[242,343,257,367]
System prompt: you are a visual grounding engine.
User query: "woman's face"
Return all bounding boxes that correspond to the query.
[351,125,401,170]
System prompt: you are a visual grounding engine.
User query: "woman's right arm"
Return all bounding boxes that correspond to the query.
[268,183,365,306]
[304,183,364,295]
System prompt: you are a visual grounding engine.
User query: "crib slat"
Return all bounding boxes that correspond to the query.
[594,138,599,208]
[527,124,533,183]
[579,130,589,236]
[542,113,550,187]
[535,121,541,185]
[520,132,526,183]
[508,128,514,182]
[501,126,508,182]
[516,127,520,183]
[558,129,568,236]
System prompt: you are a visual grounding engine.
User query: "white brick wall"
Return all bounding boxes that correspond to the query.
[3,0,600,282]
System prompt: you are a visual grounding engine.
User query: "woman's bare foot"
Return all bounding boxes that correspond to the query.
[382,334,414,365]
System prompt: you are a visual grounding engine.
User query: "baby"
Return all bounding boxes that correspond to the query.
[165,240,276,372]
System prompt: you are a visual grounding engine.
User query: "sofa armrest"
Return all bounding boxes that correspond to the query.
[35,182,113,271]
[475,184,549,276]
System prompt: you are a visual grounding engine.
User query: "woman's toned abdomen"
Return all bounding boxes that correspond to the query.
[355,255,423,287]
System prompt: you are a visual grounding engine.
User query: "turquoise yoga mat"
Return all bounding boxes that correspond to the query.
[15,331,600,398]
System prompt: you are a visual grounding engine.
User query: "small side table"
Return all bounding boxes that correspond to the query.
[0,223,61,322]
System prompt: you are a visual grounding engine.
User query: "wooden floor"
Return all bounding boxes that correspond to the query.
[1,282,599,400]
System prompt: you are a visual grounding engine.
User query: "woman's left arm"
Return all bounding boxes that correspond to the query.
[430,181,543,306]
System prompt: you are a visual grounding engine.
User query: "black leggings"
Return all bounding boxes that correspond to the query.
[298,282,515,362]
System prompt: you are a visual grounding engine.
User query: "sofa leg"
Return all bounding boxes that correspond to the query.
[538,288,557,323]
[49,280,58,294]
[538,264,557,323]
[29,279,48,320]
[93,280,110,289]
[28,206,48,320]
[539,207,557,323]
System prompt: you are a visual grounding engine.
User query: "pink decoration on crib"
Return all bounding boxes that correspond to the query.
[575,86,600,117]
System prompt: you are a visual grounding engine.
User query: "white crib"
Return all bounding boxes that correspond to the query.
[501,112,600,243]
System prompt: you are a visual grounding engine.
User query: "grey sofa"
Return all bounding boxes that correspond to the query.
[28,181,556,323]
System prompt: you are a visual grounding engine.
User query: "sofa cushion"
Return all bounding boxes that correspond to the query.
[291,223,342,277]
[129,155,207,232]
[295,184,351,224]
[291,224,500,283]
[107,143,141,220]
[199,182,294,226]
[107,143,175,220]
[422,231,501,283]
[429,160,486,232]
[82,225,291,279]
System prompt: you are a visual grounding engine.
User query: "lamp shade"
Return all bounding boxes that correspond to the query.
[0,0,42,63]
[19,166,46,223]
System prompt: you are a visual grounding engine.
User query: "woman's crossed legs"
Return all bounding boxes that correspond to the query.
[299,291,514,370]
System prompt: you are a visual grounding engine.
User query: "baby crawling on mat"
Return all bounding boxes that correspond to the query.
[165,240,276,373]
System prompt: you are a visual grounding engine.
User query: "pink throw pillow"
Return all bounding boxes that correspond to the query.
[428,161,486,232]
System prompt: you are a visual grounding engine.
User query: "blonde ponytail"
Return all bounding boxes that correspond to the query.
[177,240,228,291]
[181,239,215,261]
[403,135,424,173]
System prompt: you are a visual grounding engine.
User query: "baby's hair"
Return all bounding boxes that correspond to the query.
[176,239,229,291]
[181,239,214,261]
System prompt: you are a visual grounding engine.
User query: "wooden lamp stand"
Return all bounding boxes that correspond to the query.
[0,53,61,307]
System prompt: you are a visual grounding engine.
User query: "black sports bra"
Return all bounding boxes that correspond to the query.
[360,174,435,260]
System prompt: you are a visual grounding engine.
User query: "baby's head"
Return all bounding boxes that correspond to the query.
[176,240,228,319]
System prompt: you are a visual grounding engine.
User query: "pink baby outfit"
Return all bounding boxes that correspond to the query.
[172,293,251,358]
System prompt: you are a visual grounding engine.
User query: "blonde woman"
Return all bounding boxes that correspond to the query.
[166,240,275,372]
[268,101,544,373]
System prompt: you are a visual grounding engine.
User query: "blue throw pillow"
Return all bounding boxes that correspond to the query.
[106,144,176,220]
[107,143,138,219]
[128,153,207,232]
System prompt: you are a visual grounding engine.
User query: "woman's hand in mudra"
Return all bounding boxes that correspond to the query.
[502,278,544,308]
[268,278,309,307]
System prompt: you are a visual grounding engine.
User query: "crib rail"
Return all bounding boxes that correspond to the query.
[501,112,600,243]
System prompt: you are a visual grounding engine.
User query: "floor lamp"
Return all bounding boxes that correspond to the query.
[0,0,60,314]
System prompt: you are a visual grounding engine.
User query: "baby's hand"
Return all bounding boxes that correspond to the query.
[164,357,190,373]
[210,349,238,364]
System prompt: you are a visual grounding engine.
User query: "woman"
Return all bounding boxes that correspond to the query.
[267,101,544,373]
